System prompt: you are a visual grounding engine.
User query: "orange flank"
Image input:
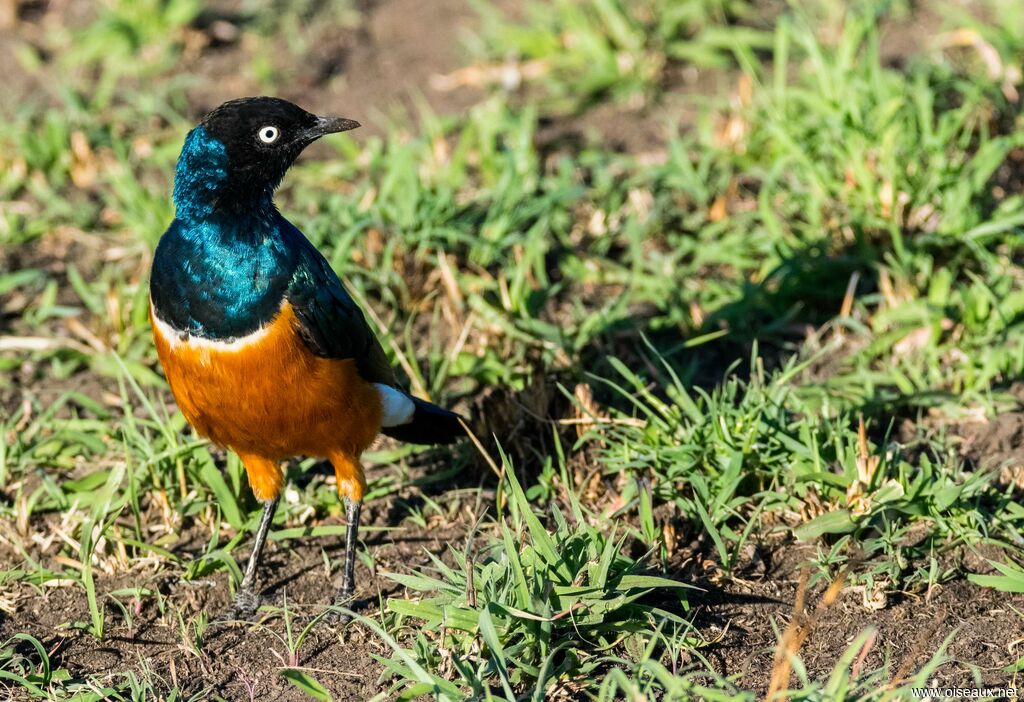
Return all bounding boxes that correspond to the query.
[150,302,382,502]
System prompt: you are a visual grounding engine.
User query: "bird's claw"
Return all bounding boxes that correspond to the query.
[320,587,355,626]
[213,588,263,624]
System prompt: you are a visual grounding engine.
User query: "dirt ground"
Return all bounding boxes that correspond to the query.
[2,0,1024,699]
[2,494,1021,699]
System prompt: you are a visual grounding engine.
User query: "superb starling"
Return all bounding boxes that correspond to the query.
[149,97,465,620]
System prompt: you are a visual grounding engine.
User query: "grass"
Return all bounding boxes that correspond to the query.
[2,0,1024,698]
[466,0,771,112]
[377,469,696,700]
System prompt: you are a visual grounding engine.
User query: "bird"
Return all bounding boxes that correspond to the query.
[149,96,466,621]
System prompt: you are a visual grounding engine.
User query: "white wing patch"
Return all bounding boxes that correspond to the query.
[375,383,415,427]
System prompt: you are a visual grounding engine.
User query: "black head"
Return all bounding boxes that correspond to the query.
[197,96,359,208]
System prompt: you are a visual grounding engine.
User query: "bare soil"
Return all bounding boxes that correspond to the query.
[698,545,1024,690]
[1,517,1020,699]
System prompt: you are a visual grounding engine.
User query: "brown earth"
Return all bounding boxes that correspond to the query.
[701,545,1024,690]
[957,409,1024,492]
[1,514,1020,699]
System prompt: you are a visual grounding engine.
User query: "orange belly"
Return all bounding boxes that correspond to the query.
[151,302,382,501]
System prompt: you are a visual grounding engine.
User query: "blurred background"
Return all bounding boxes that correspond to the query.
[1,0,1024,699]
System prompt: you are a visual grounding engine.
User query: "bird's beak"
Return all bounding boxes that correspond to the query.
[308,116,361,139]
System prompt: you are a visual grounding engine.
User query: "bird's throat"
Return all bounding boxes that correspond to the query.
[172,125,275,223]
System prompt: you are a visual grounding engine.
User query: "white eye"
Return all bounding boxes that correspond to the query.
[258,126,280,144]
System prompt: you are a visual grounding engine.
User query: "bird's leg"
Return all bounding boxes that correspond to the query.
[325,495,362,626]
[324,452,366,625]
[219,496,279,621]
[339,497,360,601]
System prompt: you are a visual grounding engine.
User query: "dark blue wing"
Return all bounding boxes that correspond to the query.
[281,217,396,386]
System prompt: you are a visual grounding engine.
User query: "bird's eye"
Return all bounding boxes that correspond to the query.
[258,126,280,144]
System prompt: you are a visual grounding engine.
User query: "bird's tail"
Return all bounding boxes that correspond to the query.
[382,396,466,445]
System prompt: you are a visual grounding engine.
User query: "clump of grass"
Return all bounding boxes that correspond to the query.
[639,3,1024,347]
[373,468,696,700]
[465,0,769,112]
[0,633,60,695]
[593,345,1011,593]
[65,0,203,77]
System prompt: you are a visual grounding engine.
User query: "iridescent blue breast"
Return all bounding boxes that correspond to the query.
[150,216,298,340]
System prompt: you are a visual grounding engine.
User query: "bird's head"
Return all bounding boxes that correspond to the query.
[173,97,359,222]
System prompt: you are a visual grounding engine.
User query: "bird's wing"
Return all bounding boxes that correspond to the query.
[284,227,396,387]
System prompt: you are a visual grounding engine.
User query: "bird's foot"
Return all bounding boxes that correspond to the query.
[213,588,263,624]
[321,586,356,626]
